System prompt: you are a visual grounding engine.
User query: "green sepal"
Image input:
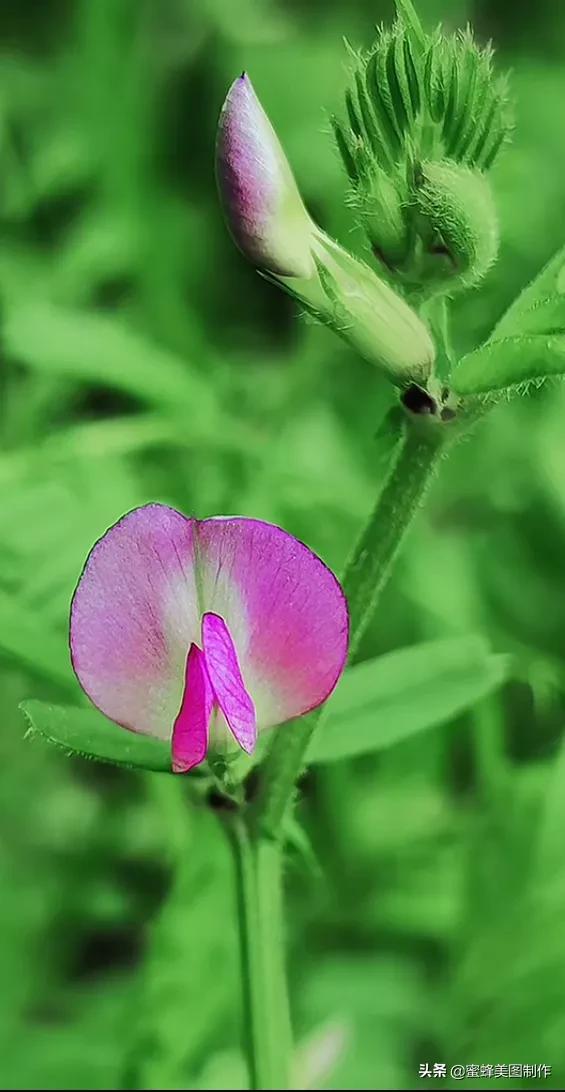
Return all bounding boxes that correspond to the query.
[424,33,448,124]
[345,87,363,139]
[443,30,478,155]
[331,115,360,183]
[395,0,427,53]
[354,70,389,164]
[387,31,413,133]
[366,38,403,160]
[441,40,460,149]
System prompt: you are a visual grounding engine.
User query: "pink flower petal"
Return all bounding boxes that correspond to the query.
[70,506,349,744]
[202,612,257,754]
[195,518,349,728]
[171,644,213,773]
[70,504,200,739]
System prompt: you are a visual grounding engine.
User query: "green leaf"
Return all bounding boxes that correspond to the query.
[445,33,477,155]
[3,301,218,418]
[20,699,172,772]
[366,40,402,159]
[345,88,363,139]
[308,636,509,764]
[331,115,359,183]
[354,71,388,163]
[467,91,498,167]
[386,33,411,134]
[452,54,480,159]
[493,244,565,340]
[442,46,460,148]
[452,335,565,396]
[424,36,446,123]
[398,33,422,120]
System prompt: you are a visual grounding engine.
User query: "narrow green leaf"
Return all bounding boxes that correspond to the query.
[493,244,565,340]
[402,32,423,117]
[366,42,402,159]
[452,55,479,159]
[464,89,497,166]
[354,71,389,163]
[21,699,172,772]
[444,34,477,155]
[471,95,505,168]
[423,36,447,124]
[442,50,460,149]
[345,88,363,139]
[308,637,509,764]
[386,33,411,134]
[331,116,359,182]
[452,335,565,396]
[480,122,507,170]
[3,302,218,418]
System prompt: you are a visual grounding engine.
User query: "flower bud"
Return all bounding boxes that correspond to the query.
[216,73,435,387]
[333,3,512,296]
[216,73,316,278]
[353,167,411,268]
[414,160,499,290]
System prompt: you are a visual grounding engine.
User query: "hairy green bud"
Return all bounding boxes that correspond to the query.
[413,160,499,290]
[352,167,411,268]
[333,1,512,297]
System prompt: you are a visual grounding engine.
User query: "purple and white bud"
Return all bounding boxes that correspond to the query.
[216,74,436,387]
[216,73,316,279]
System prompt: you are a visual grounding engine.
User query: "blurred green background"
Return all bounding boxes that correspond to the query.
[1,0,565,1088]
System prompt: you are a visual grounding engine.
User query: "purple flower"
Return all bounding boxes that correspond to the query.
[70,505,349,773]
[216,73,316,278]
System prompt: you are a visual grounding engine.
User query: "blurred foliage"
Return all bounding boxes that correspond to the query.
[1,0,565,1088]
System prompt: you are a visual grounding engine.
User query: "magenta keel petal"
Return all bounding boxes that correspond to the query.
[171,644,213,772]
[202,612,257,754]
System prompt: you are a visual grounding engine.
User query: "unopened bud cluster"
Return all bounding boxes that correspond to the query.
[332,4,512,294]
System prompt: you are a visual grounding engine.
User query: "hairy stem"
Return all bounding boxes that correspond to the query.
[252,416,448,839]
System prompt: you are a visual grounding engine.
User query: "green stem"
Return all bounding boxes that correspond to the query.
[234,415,449,1090]
[231,817,292,1090]
[252,417,447,839]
